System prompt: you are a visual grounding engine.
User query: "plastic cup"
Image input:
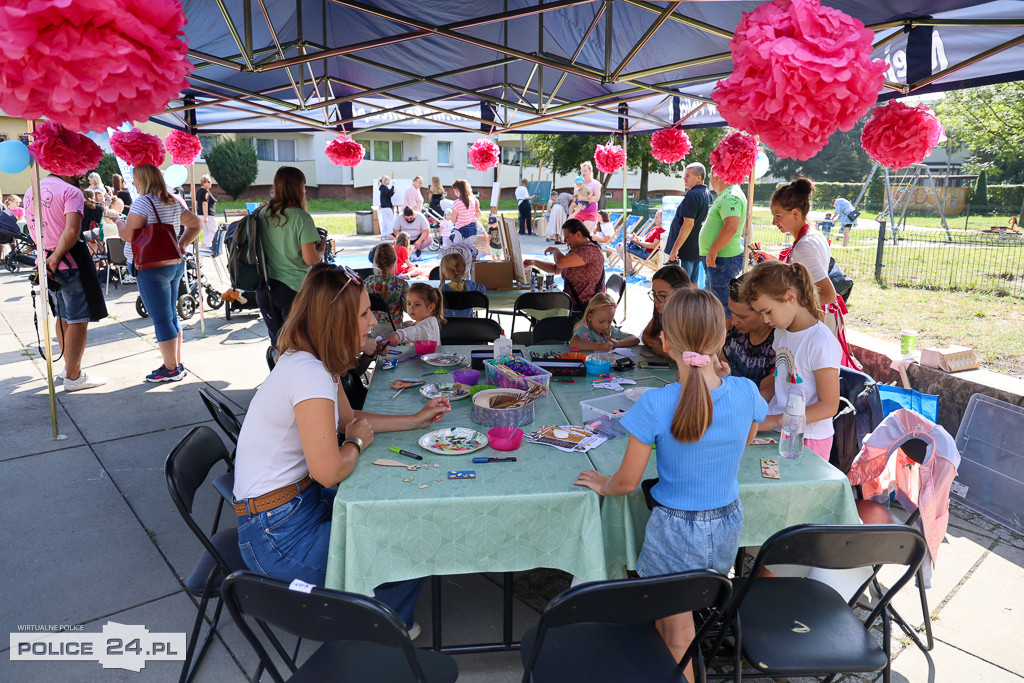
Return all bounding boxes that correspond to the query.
[452,368,480,386]
[900,330,918,358]
[414,340,438,355]
[586,359,612,375]
[488,427,524,451]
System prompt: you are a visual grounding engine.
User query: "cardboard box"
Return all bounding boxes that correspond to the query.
[472,260,516,290]
[921,345,979,373]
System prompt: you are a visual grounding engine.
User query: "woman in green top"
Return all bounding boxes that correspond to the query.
[256,166,326,348]
[699,169,747,319]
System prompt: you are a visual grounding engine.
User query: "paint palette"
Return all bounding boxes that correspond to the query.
[419,383,471,400]
[422,352,466,367]
[418,427,488,455]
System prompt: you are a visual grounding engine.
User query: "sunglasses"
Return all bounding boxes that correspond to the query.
[329,264,362,305]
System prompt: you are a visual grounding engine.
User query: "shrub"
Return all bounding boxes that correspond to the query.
[205,138,258,199]
[972,170,989,210]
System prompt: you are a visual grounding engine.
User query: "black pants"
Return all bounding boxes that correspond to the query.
[518,199,533,235]
[256,279,298,349]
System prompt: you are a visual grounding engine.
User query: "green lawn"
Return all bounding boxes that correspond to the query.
[217,198,526,213]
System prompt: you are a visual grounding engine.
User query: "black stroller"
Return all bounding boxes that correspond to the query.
[136,252,223,321]
[1,209,36,273]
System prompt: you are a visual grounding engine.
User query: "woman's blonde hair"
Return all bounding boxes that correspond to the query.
[739,260,823,322]
[87,172,103,187]
[440,252,467,281]
[132,164,174,205]
[662,287,726,443]
[580,160,593,175]
[277,263,363,379]
[200,174,214,185]
[429,176,443,195]
[408,282,446,326]
[573,291,616,335]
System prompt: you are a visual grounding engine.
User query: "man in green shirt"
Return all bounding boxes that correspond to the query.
[699,169,746,318]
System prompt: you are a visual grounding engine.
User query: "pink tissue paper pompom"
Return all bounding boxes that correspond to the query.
[650,128,692,164]
[27,121,103,176]
[325,135,365,167]
[0,0,192,133]
[468,138,500,172]
[594,144,627,174]
[709,132,759,186]
[165,130,203,166]
[110,128,165,167]
[861,102,945,170]
[712,0,886,161]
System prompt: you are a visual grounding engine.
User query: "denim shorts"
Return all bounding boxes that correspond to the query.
[636,498,743,577]
[49,269,90,324]
[626,242,652,259]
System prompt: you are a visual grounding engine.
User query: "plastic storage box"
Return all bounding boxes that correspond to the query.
[484,357,552,394]
[581,393,636,439]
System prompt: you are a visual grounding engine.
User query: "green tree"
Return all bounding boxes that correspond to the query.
[937,82,1024,183]
[87,153,122,186]
[972,170,989,210]
[205,138,258,199]
[765,120,874,183]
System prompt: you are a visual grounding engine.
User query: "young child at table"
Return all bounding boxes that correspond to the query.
[721,274,776,387]
[364,243,408,326]
[575,287,767,675]
[439,252,485,318]
[390,282,444,344]
[740,260,840,460]
[569,292,640,352]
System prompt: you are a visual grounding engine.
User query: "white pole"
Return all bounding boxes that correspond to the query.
[189,164,205,336]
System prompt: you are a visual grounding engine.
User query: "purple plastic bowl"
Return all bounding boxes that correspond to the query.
[452,368,480,386]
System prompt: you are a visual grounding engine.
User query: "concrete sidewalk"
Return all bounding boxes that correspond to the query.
[0,237,1021,682]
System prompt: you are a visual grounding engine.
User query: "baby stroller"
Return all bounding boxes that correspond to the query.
[422,207,445,251]
[135,252,223,321]
[1,209,36,273]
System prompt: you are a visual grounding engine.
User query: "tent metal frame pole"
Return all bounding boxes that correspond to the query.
[621,0,733,39]
[186,88,340,131]
[610,1,682,81]
[214,0,255,71]
[188,50,245,71]
[347,98,484,134]
[604,0,613,78]
[911,33,1024,90]
[190,74,295,109]
[618,51,731,82]
[255,0,304,106]
[537,0,544,116]
[543,3,605,113]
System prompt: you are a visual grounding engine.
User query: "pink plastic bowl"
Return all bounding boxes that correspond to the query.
[414,340,438,354]
[487,427,524,451]
[452,368,480,386]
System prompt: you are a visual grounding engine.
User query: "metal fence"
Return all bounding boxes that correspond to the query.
[746,217,1024,299]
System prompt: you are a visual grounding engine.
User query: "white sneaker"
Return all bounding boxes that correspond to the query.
[407,622,421,641]
[57,368,66,380]
[64,371,107,392]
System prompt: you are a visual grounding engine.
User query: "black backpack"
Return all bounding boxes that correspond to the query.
[0,208,20,240]
[226,208,268,292]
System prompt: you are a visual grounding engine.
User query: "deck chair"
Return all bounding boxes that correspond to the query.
[626,220,665,274]
[602,214,643,269]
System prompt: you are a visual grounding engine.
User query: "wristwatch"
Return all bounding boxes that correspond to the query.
[341,436,365,454]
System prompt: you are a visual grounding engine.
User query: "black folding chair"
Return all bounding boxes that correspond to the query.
[606,273,626,306]
[496,291,572,346]
[441,289,489,318]
[368,292,397,331]
[530,315,576,345]
[221,571,458,683]
[428,266,440,280]
[354,267,375,280]
[197,388,241,514]
[441,317,502,344]
[713,524,927,683]
[520,570,731,683]
[165,426,290,683]
[104,237,130,295]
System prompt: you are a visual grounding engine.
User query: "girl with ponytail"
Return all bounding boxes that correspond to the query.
[575,287,767,675]
[739,260,841,460]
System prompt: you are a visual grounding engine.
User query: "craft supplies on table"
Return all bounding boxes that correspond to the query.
[580,393,638,439]
[484,355,552,393]
[471,389,536,428]
[418,427,488,455]
[526,425,607,453]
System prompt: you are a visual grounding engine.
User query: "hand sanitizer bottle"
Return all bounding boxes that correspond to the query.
[494,334,512,359]
[779,388,806,459]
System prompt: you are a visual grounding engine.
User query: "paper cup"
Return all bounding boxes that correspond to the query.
[900,329,918,357]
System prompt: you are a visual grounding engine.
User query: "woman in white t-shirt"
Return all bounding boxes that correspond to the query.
[233,263,451,632]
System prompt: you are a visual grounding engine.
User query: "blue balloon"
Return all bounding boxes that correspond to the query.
[0,140,31,175]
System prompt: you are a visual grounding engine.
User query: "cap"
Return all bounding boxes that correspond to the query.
[785,388,805,415]
[574,175,585,184]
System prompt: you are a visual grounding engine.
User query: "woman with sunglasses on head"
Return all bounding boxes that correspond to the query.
[641,265,692,358]
[234,264,450,637]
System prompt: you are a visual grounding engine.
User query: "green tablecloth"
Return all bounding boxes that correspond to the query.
[325,345,860,592]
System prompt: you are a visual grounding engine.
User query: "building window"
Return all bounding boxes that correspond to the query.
[437,141,451,166]
[363,140,405,162]
[392,141,404,161]
[197,135,220,160]
[254,138,275,161]
[277,139,296,162]
[247,138,298,162]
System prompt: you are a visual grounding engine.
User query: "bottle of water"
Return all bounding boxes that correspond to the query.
[494,334,512,359]
[778,388,806,459]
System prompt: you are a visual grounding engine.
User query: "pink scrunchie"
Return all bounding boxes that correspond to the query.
[682,352,711,367]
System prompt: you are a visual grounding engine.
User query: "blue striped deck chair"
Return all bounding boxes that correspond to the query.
[602,214,644,268]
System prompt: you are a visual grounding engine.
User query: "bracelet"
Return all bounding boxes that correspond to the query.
[341,436,365,454]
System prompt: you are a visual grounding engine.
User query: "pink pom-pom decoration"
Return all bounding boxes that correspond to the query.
[468,138,500,172]
[594,144,627,174]
[325,135,365,167]
[0,0,192,133]
[650,128,692,164]
[712,0,885,161]
[861,102,945,170]
[165,130,203,166]
[709,132,759,185]
[110,128,165,167]
[27,121,103,176]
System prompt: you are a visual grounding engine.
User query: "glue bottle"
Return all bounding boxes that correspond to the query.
[494,334,512,359]
[778,387,806,459]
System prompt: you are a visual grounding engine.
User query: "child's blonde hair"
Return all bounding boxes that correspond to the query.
[374,242,397,272]
[739,260,823,322]
[440,252,467,281]
[408,282,446,326]
[394,231,410,248]
[662,287,726,443]
[573,292,616,335]
[4,195,20,207]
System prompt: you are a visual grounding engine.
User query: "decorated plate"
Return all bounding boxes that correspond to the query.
[418,427,488,455]
[419,383,471,400]
[421,352,465,367]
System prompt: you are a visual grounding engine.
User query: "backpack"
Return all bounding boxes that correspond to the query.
[226,208,268,292]
[0,208,20,240]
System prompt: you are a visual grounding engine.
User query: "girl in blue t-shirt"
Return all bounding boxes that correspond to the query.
[575,287,767,673]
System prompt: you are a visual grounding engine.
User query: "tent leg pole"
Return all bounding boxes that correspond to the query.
[742,171,755,273]
[189,165,206,337]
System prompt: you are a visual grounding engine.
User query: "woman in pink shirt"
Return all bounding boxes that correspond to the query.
[450,179,482,240]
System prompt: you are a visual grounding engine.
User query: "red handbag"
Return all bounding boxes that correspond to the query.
[132,195,182,270]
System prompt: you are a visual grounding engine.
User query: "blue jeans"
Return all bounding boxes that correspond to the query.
[236,482,425,627]
[702,254,743,317]
[136,261,184,342]
[637,499,743,577]
[677,259,701,284]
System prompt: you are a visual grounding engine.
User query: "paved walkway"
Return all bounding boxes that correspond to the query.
[0,235,1021,682]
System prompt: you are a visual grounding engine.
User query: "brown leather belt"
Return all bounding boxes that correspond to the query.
[234,475,313,516]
